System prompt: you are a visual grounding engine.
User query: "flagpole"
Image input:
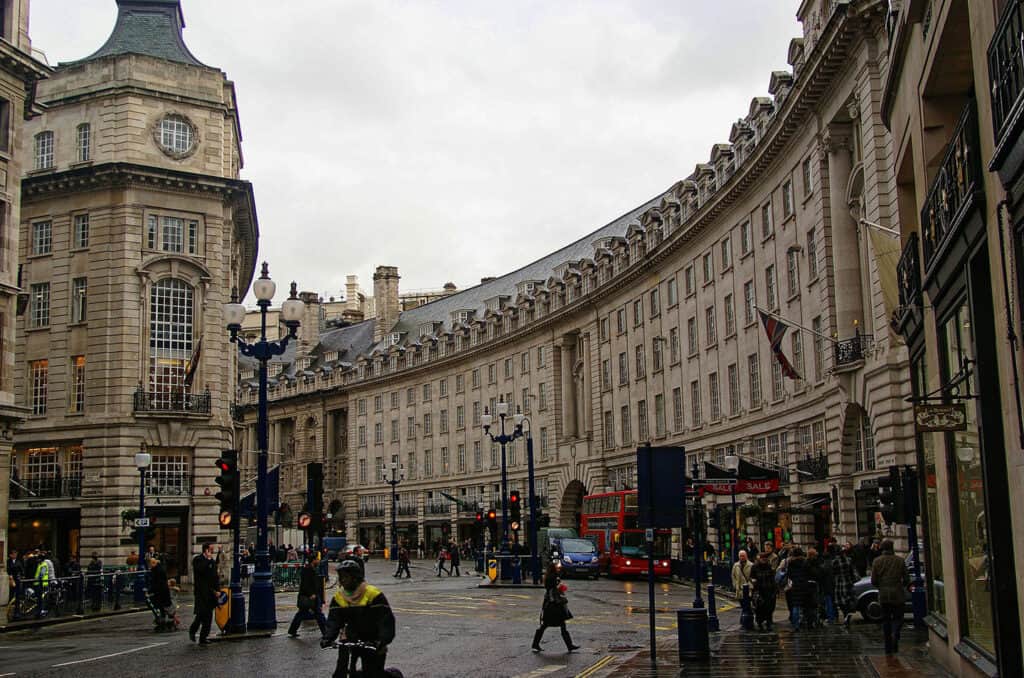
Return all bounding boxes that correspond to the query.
[754,306,836,344]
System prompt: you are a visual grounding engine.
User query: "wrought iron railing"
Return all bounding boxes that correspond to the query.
[6,571,146,622]
[833,333,873,367]
[895,232,921,322]
[9,475,83,500]
[920,101,983,273]
[145,476,192,497]
[396,504,417,516]
[133,387,211,415]
[796,455,830,482]
[989,0,1024,141]
[426,501,449,515]
[357,507,385,518]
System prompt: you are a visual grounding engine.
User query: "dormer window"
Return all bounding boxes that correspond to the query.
[454,309,475,324]
[385,333,401,347]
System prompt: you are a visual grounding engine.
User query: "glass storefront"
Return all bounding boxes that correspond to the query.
[913,356,945,618]
[940,302,994,654]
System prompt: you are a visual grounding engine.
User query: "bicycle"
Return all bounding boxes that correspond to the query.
[320,639,404,677]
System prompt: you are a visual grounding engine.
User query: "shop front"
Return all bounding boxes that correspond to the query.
[7,507,80,567]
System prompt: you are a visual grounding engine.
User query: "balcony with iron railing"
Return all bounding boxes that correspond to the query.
[357,506,385,518]
[396,503,418,516]
[833,333,873,371]
[989,0,1024,168]
[892,232,922,339]
[426,501,450,515]
[796,455,830,482]
[920,100,984,279]
[10,475,83,500]
[133,386,212,416]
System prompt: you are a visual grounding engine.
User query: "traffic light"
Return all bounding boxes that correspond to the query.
[215,450,239,529]
[901,466,919,523]
[536,513,550,528]
[297,511,312,530]
[486,508,498,538]
[877,465,904,524]
[509,490,521,531]
[475,510,484,526]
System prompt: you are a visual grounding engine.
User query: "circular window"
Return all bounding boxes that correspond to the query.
[154,113,198,159]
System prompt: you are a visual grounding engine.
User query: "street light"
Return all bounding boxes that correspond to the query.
[224,262,304,630]
[134,444,152,604]
[482,397,525,579]
[690,459,704,609]
[386,462,405,562]
[724,454,740,567]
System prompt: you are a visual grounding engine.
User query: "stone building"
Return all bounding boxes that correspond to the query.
[0,0,52,607]
[236,1,915,562]
[883,0,1024,675]
[10,0,258,580]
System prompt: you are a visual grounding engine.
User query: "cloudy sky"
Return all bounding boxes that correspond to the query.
[30,1,801,301]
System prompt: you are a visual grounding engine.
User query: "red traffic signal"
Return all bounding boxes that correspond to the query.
[475,511,484,523]
[509,490,520,504]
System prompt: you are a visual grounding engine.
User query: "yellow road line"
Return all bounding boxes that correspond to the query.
[575,655,614,678]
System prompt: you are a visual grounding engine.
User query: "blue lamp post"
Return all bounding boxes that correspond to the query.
[482,397,523,579]
[386,462,405,562]
[133,445,151,603]
[690,459,704,609]
[224,262,304,630]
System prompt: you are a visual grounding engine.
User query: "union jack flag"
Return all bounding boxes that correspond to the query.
[758,310,801,380]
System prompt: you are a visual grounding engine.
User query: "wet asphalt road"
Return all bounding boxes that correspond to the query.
[0,558,738,678]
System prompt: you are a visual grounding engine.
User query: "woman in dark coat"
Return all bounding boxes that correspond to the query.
[532,563,580,653]
[147,556,175,629]
[784,548,809,631]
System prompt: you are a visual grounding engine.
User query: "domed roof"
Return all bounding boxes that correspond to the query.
[70,0,207,68]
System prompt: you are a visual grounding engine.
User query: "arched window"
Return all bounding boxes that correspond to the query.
[149,278,194,404]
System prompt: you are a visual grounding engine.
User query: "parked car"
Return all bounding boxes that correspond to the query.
[852,552,926,622]
[554,538,600,579]
[339,543,370,563]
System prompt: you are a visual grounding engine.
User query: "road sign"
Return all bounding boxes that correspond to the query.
[134,517,150,527]
[645,528,654,541]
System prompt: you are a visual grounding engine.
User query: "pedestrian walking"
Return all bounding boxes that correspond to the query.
[394,545,411,579]
[531,563,581,653]
[85,552,103,611]
[804,547,823,628]
[148,555,177,631]
[417,540,425,560]
[449,540,461,577]
[287,557,327,637]
[188,543,218,645]
[731,550,753,593]
[750,551,777,631]
[783,547,808,630]
[762,542,779,571]
[435,545,449,576]
[833,543,857,626]
[818,546,836,623]
[871,540,909,654]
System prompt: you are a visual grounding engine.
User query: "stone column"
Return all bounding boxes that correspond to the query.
[823,123,864,338]
[558,335,577,439]
[325,412,336,489]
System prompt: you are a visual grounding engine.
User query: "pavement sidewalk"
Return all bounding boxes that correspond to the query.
[595,617,951,678]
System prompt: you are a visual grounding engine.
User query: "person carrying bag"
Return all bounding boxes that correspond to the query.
[531,563,581,653]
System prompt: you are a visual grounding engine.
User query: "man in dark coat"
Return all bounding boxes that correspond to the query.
[871,540,909,654]
[448,540,461,577]
[750,551,777,631]
[188,543,218,644]
[85,552,103,611]
[148,556,174,629]
[287,557,327,637]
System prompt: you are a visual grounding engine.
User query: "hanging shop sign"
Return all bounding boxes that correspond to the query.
[914,403,968,432]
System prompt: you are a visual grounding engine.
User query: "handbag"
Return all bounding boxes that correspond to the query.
[297,594,317,612]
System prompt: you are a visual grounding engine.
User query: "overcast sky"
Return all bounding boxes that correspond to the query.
[30,1,801,302]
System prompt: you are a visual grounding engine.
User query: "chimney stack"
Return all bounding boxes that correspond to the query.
[373,266,401,343]
[297,291,321,353]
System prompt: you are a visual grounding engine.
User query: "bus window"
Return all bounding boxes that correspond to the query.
[623,493,637,513]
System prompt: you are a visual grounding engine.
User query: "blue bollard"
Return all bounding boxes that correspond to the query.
[740,583,755,630]
[512,558,522,584]
[706,584,720,632]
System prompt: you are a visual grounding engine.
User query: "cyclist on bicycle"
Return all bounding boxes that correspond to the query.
[320,558,396,677]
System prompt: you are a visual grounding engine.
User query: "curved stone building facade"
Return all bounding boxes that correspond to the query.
[238,0,914,559]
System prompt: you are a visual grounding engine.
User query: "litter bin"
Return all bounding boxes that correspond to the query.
[676,608,710,662]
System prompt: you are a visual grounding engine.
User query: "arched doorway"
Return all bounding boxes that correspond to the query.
[559,480,587,532]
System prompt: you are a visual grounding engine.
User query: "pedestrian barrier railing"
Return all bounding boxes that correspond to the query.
[272,562,304,591]
[5,569,150,623]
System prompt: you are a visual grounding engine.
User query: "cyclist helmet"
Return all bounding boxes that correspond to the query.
[337,558,365,581]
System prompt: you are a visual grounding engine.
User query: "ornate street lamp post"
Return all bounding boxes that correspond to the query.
[482,398,524,578]
[133,445,152,603]
[224,262,304,630]
[386,462,405,562]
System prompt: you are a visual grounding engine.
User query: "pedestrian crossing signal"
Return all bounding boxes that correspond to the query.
[219,510,234,528]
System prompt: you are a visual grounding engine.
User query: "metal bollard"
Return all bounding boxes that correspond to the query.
[740,583,755,630]
[706,584,720,632]
[676,608,710,662]
[77,572,86,615]
[12,579,23,621]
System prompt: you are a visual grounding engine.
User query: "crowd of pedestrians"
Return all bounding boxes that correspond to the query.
[732,537,909,655]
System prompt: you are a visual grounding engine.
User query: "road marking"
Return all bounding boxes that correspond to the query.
[51,642,169,667]
[1,672,17,677]
[511,665,565,678]
[575,655,614,678]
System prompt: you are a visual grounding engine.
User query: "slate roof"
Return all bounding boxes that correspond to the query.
[238,319,376,384]
[388,192,665,341]
[68,0,207,68]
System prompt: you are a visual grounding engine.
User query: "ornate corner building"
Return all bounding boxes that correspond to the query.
[9,0,258,581]
[0,0,53,607]
[237,1,918,568]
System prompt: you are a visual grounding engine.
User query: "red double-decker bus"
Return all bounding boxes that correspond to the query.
[580,489,671,577]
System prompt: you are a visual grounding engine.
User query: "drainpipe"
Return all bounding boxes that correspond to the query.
[994,199,1024,447]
